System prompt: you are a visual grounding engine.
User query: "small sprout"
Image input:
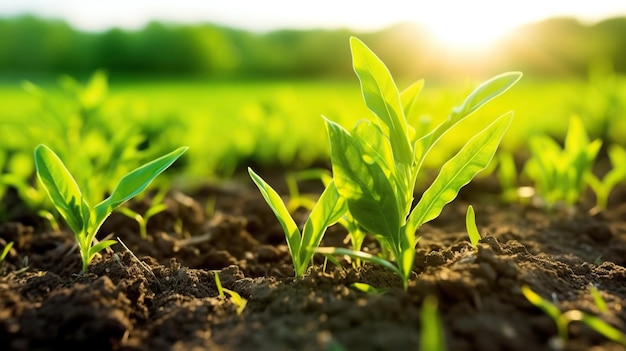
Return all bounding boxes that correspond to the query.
[350,282,388,295]
[587,144,626,214]
[522,285,626,346]
[465,205,482,248]
[214,272,247,315]
[420,295,447,351]
[249,168,347,278]
[523,115,602,211]
[38,209,61,232]
[115,189,169,239]
[0,241,14,273]
[589,284,608,314]
[34,144,188,274]
[496,151,521,203]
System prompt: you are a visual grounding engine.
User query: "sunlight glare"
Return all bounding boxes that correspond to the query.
[420,15,519,52]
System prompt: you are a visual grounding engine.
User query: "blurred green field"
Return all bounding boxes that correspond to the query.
[2,71,625,189]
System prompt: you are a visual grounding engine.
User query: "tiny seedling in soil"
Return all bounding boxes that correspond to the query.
[521,285,626,347]
[523,115,602,210]
[0,241,13,273]
[317,36,521,289]
[420,295,447,351]
[350,282,388,295]
[34,144,188,274]
[248,168,347,278]
[115,188,169,239]
[465,205,482,248]
[214,271,247,315]
[587,144,626,214]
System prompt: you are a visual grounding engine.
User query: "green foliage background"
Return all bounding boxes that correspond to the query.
[1,15,626,78]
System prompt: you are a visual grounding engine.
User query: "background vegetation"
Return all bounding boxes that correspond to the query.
[1,15,626,79]
[1,14,625,221]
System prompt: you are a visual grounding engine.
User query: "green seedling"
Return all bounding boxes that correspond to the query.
[589,284,608,314]
[524,115,602,210]
[285,168,331,212]
[350,282,388,295]
[214,271,247,315]
[420,295,447,351]
[521,285,626,346]
[496,151,523,203]
[317,37,521,289]
[0,241,14,273]
[115,188,169,239]
[34,144,188,274]
[587,144,626,213]
[248,168,347,278]
[287,168,368,267]
[465,205,482,248]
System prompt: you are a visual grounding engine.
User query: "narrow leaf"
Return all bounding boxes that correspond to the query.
[454,71,523,117]
[93,146,187,224]
[410,113,513,229]
[34,144,86,234]
[88,239,117,262]
[299,180,347,268]
[465,205,481,247]
[400,79,425,124]
[350,37,412,164]
[248,168,302,271]
[420,295,447,351]
[414,72,522,172]
[315,247,402,277]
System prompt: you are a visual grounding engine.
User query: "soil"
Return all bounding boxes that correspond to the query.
[1,170,625,351]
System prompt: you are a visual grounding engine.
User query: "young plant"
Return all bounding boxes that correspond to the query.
[317,37,521,289]
[495,151,523,203]
[115,188,169,239]
[522,285,626,346]
[420,295,447,351]
[248,168,347,278]
[287,168,368,267]
[587,144,626,213]
[465,205,482,248]
[34,144,188,274]
[0,241,14,273]
[214,271,247,315]
[523,115,602,210]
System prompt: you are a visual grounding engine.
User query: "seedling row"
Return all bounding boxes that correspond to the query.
[1,36,625,348]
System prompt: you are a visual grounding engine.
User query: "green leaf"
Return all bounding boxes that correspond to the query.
[465,205,481,247]
[326,119,401,239]
[454,71,523,117]
[420,295,447,351]
[0,241,13,262]
[299,181,348,267]
[34,144,87,235]
[351,282,388,295]
[88,239,117,262]
[350,36,412,165]
[521,285,562,321]
[248,167,302,272]
[400,79,425,125]
[298,180,347,275]
[315,247,402,277]
[410,113,513,229]
[93,146,188,225]
[575,313,626,345]
[414,72,522,172]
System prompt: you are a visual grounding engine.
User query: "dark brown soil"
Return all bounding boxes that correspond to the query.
[1,172,625,351]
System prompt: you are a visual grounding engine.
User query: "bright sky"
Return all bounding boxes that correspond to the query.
[2,1,626,51]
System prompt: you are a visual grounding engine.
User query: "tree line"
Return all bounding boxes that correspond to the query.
[1,15,625,79]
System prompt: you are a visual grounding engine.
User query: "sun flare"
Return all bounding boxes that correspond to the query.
[420,15,520,52]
